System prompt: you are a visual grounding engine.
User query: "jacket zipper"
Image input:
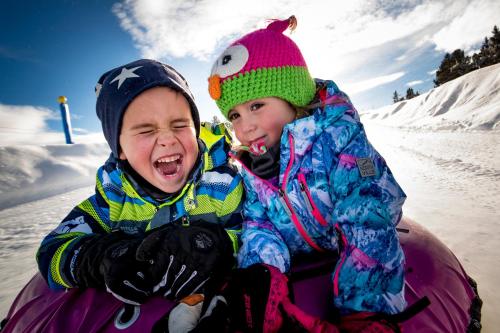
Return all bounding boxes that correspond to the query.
[298,173,328,226]
[230,141,323,252]
[333,224,348,297]
[281,134,323,252]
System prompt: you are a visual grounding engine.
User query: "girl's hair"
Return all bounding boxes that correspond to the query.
[294,105,313,120]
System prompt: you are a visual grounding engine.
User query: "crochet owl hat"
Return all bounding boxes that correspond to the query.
[208,16,316,119]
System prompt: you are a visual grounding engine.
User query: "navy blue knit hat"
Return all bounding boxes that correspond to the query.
[95,59,200,157]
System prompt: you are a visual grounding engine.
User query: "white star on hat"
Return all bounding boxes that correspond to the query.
[110,66,142,89]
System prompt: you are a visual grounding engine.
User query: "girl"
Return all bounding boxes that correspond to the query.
[206,15,407,330]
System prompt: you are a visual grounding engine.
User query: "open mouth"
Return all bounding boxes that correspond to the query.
[154,154,182,177]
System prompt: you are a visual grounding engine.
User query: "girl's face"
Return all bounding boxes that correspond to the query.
[228,97,296,149]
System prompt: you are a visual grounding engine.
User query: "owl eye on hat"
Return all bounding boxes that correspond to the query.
[208,15,316,119]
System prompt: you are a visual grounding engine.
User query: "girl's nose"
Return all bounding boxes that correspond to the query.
[241,118,257,134]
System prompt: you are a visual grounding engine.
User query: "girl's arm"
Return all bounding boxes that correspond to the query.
[328,119,407,315]
[237,188,291,273]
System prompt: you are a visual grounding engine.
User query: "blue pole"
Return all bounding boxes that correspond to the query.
[58,96,74,144]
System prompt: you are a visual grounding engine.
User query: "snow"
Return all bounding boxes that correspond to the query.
[360,63,500,131]
[0,64,499,330]
[0,143,110,209]
[362,124,499,332]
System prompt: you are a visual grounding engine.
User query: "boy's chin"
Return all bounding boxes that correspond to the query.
[151,173,186,194]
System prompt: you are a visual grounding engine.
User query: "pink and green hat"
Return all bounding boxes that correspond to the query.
[208,16,316,119]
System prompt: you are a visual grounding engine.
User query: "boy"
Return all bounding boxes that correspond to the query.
[36,59,244,306]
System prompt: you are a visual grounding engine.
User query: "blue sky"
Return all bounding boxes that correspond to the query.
[0,0,498,145]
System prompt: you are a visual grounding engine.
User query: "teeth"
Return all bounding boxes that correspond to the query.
[157,154,181,163]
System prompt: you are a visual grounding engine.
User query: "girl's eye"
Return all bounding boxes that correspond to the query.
[228,113,240,121]
[250,103,263,111]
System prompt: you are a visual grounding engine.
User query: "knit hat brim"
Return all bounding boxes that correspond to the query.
[96,59,200,157]
[216,66,316,118]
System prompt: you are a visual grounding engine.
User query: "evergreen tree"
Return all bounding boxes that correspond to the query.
[432,25,500,87]
[490,25,500,64]
[434,53,452,86]
[393,90,400,103]
[406,87,416,99]
[471,52,481,70]
[449,49,470,78]
[434,49,471,86]
[478,37,494,67]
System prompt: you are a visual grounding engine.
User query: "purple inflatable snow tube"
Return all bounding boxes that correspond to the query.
[1,218,481,332]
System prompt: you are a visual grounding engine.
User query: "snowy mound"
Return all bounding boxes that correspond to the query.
[360,63,500,131]
[0,143,110,209]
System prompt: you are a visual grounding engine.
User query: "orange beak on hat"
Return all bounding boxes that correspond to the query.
[208,74,221,100]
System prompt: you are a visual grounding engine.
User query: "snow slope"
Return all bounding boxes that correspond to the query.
[360,63,500,131]
[0,143,110,209]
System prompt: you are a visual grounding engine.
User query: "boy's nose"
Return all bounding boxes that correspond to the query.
[157,129,176,146]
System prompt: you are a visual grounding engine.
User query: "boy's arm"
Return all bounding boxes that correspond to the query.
[327,118,407,315]
[219,167,245,254]
[196,164,245,254]
[36,188,111,290]
[237,188,291,273]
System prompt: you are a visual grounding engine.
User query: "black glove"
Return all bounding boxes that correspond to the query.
[136,219,234,301]
[74,232,153,305]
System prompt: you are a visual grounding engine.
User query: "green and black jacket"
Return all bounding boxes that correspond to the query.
[37,123,244,289]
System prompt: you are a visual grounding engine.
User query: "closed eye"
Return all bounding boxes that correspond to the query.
[138,129,155,135]
[172,119,192,129]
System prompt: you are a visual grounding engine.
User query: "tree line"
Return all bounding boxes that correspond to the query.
[393,25,500,104]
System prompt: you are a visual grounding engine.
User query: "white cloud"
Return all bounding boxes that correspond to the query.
[112,0,497,95]
[428,69,438,75]
[0,104,57,145]
[0,103,104,146]
[431,0,500,53]
[407,80,424,86]
[343,72,405,95]
[73,132,106,144]
[72,127,89,134]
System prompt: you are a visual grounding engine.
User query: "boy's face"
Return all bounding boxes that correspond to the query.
[228,97,296,150]
[119,87,199,194]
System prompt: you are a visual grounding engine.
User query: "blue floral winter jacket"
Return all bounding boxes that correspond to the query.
[233,80,407,314]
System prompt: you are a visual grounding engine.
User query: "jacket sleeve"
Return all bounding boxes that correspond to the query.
[237,187,291,273]
[326,106,407,314]
[216,165,246,254]
[36,175,113,290]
